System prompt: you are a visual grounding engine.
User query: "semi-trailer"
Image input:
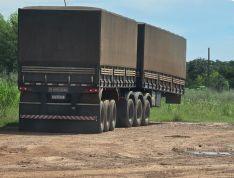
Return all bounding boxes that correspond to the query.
[18,6,186,133]
[137,23,186,105]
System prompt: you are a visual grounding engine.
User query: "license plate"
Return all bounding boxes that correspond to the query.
[51,94,66,100]
[48,87,68,93]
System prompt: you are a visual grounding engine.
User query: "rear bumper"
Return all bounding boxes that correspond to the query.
[19,118,100,133]
[19,101,101,133]
[20,114,97,121]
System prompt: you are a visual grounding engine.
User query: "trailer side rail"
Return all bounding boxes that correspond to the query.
[100,66,136,88]
[143,70,185,94]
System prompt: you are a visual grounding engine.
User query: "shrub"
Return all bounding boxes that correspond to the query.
[0,75,19,117]
[151,89,234,123]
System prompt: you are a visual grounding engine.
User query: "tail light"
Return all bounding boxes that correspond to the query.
[85,87,99,93]
[19,86,27,92]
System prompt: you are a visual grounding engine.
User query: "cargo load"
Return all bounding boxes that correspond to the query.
[137,23,186,95]
[19,6,137,87]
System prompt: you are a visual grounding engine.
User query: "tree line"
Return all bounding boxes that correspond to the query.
[0,13,234,90]
[187,59,234,90]
[0,13,18,74]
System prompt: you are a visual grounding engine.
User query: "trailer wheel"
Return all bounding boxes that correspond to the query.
[118,98,134,128]
[142,99,150,126]
[109,100,116,131]
[103,100,110,132]
[133,99,143,127]
[98,101,105,133]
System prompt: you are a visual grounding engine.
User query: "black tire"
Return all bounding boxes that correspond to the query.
[97,101,105,133]
[118,98,135,128]
[142,99,150,126]
[109,100,117,131]
[133,99,143,127]
[103,100,110,132]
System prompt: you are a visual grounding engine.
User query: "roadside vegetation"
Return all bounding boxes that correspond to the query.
[0,75,19,127]
[151,89,234,124]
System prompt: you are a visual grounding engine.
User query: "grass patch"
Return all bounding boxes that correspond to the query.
[0,74,19,127]
[151,89,234,124]
[0,118,18,128]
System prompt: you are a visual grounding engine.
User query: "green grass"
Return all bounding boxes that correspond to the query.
[151,89,234,124]
[0,75,19,127]
[0,118,18,128]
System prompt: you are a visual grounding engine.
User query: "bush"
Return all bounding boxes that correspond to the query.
[0,75,19,118]
[151,89,234,123]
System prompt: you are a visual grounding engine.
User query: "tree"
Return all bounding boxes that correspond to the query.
[0,13,9,72]
[186,58,233,90]
[0,12,18,74]
[216,60,234,89]
[209,71,229,91]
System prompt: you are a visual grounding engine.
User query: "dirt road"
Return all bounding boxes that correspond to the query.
[0,122,233,178]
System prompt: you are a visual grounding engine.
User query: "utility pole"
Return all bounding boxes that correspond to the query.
[207,47,211,87]
[64,0,67,6]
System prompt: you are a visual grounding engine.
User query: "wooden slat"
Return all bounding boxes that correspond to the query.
[159,75,172,82]
[144,72,158,80]
[114,69,125,76]
[173,78,185,85]
[101,68,113,75]
[126,70,136,77]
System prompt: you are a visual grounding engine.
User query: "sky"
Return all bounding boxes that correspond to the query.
[0,0,234,61]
